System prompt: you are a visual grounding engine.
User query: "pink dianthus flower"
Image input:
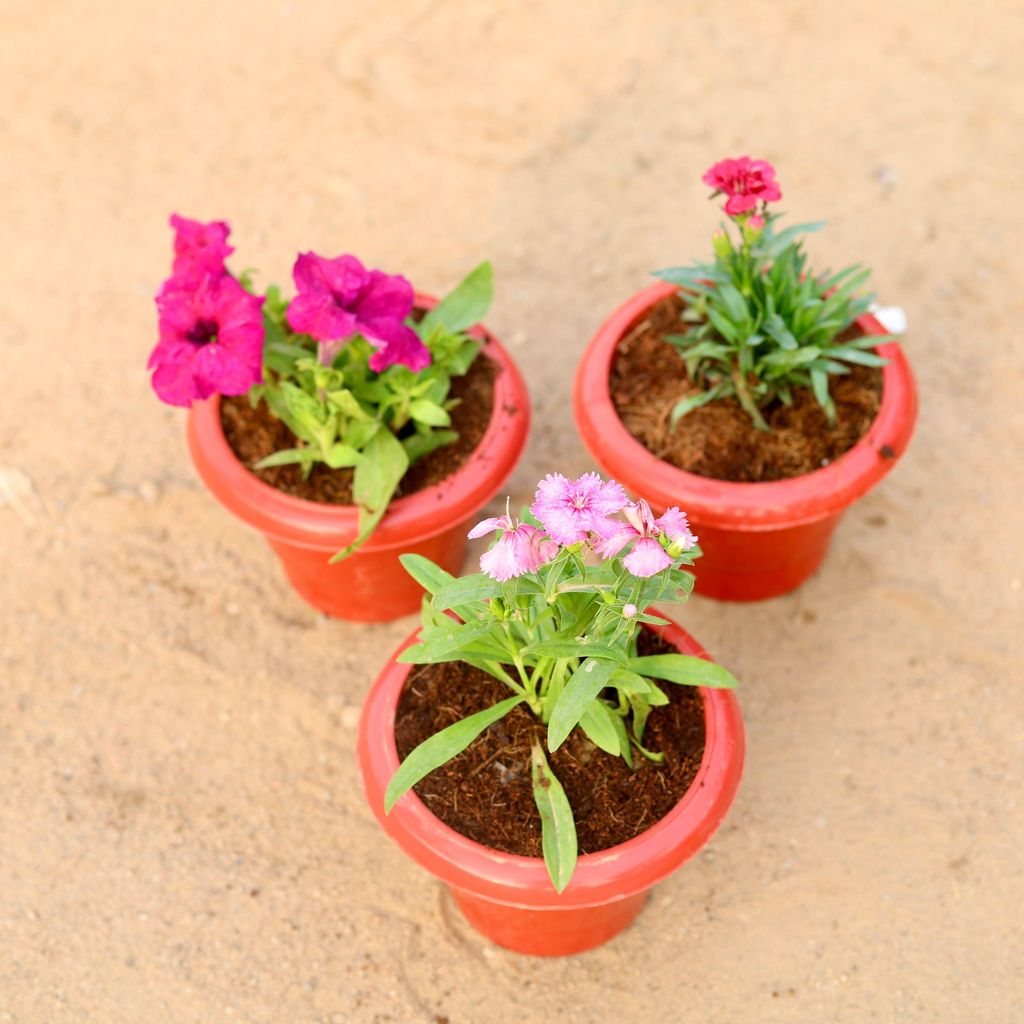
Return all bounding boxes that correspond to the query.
[702,156,782,216]
[530,472,628,545]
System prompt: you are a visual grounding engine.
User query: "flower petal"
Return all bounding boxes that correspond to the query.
[480,533,526,581]
[655,507,697,549]
[623,537,672,578]
[366,322,431,372]
[468,515,510,540]
[356,269,415,322]
[593,522,636,559]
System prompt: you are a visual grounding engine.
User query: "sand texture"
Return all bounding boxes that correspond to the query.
[1,1,1022,1021]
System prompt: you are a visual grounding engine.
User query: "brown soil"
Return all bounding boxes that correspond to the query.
[219,352,498,503]
[394,632,706,857]
[609,294,884,482]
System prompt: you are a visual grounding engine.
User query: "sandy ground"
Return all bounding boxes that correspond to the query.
[1,1,1022,1021]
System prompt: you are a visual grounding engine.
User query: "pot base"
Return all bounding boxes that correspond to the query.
[451,888,648,957]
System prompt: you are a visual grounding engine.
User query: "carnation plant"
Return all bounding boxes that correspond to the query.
[654,157,894,431]
[148,216,491,555]
[386,472,738,892]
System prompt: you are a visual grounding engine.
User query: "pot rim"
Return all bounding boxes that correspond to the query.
[186,292,530,551]
[572,280,917,529]
[358,618,745,910]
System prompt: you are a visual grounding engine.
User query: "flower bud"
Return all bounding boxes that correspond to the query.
[623,603,638,619]
[711,229,732,259]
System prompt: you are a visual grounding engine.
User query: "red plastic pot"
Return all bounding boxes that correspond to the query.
[573,281,917,601]
[187,296,530,622]
[358,619,745,956]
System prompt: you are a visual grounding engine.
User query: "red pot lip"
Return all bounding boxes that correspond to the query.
[357,618,746,910]
[572,280,918,529]
[186,293,531,551]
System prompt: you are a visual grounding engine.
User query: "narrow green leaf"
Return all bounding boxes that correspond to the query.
[330,428,409,562]
[548,657,620,751]
[253,447,313,470]
[397,618,497,663]
[579,701,621,756]
[670,383,728,426]
[530,742,578,893]
[385,696,525,812]
[419,261,493,334]
[629,654,737,688]
[810,367,830,408]
[523,637,627,663]
[434,574,505,611]
[828,347,890,367]
[398,553,455,595]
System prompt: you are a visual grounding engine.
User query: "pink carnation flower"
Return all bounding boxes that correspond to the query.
[595,501,697,578]
[170,214,234,277]
[148,271,264,407]
[530,472,628,545]
[469,513,558,582]
[702,156,782,216]
[286,252,430,373]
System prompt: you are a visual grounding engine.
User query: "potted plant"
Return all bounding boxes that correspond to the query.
[573,158,917,600]
[358,472,744,955]
[147,215,529,621]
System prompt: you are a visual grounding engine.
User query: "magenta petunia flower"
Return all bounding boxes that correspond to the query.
[530,472,628,545]
[469,513,559,582]
[286,252,430,373]
[702,156,782,216]
[170,214,234,277]
[594,501,697,578]
[148,271,265,407]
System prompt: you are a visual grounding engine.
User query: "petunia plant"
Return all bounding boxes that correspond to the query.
[386,472,738,892]
[148,215,492,556]
[653,157,895,430]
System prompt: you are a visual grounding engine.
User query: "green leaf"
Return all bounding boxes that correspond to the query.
[670,383,728,426]
[445,338,481,376]
[579,701,621,757]
[397,618,497,663]
[706,306,739,343]
[403,429,458,464]
[408,399,452,427]
[629,654,737,688]
[548,657,620,751]
[523,637,627,663]
[530,741,578,893]
[419,261,493,334]
[385,696,525,812]
[828,347,889,367]
[718,282,750,324]
[652,263,722,288]
[330,428,409,561]
[253,447,313,470]
[762,220,826,255]
[763,312,798,350]
[325,443,362,469]
[434,574,505,611]
[399,554,455,595]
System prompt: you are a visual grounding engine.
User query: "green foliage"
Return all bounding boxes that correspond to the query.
[248,263,492,557]
[530,741,577,893]
[653,217,893,430]
[386,529,738,891]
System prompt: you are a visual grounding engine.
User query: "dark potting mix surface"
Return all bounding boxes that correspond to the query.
[610,294,884,482]
[394,632,706,857]
[220,352,498,503]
